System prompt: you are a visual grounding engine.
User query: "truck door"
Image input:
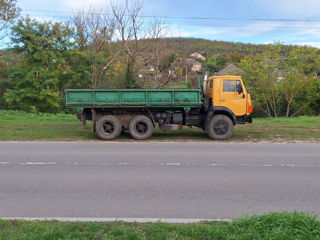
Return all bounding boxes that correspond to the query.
[219,79,246,116]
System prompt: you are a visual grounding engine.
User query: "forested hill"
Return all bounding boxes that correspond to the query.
[161,38,265,55]
[0,38,275,55]
[0,37,306,63]
[142,37,299,58]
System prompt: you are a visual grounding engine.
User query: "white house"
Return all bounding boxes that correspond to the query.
[186,58,202,72]
[190,52,206,61]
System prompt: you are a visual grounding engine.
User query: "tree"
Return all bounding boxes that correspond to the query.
[0,0,20,105]
[111,0,146,88]
[282,47,320,117]
[240,44,320,117]
[4,18,75,113]
[0,49,18,109]
[140,18,179,88]
[205,55,228,74]
[0,0,20,43]
[73,7,122,89]
[240,44,285,117]
[229,52,244,63]
[216,55,227,70]
[206,57,218,74]
[65,49,92,89]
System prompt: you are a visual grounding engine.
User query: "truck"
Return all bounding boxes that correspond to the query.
[65,75,253,140]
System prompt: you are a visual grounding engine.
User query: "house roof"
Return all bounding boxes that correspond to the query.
[213,64,243,76]
[186,58,201,66]
[191,51,206,56]
[190,52,206,61]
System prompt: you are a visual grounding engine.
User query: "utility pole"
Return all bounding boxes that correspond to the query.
[185,65,188,82]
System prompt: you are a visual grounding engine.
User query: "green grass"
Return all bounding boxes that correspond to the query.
[0,212,319,240]
[0,110,319,142]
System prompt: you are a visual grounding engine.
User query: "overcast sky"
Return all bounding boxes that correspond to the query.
[17,0,320,48]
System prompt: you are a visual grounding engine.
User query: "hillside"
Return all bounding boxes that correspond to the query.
[1,38,298,64]
[163,38,266,55]
[142,38,300,59]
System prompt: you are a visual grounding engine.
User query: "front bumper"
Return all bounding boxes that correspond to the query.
[245,116,252,123]
[236,115,252,124]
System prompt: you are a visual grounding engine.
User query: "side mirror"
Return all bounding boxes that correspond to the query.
[237,85,243,94]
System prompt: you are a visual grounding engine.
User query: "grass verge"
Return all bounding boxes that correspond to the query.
[0,110,319,142]
[0,212,319,240]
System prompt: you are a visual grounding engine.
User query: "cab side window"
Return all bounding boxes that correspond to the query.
[223,80,235,92]
[210,80,213,88]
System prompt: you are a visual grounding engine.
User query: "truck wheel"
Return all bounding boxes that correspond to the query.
[207,114,234,140]
[96,115,122,140]
[129,115,154,140]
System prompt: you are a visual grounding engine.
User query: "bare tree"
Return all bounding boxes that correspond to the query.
[0,0,20,44]
[111,0,146,88]
[148,19,166,87]
[144,19,179,88]
[74,7,121,88]
[74,0,176,89]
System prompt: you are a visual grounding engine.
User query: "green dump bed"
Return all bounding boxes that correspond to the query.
[65,89,203,109]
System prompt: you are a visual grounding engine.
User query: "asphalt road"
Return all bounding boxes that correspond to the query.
[0,141,319,220]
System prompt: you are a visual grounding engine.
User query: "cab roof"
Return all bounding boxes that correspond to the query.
[210,75,241,79]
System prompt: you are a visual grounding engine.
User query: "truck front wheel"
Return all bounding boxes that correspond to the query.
[207,114,234,140]
[129,115,154,140]
[96,115,122,140]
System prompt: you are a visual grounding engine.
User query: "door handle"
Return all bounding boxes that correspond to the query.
[220,99,226,102]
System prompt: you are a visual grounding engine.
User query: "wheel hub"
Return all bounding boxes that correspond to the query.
[135,122,148,134]
[213,120,228,135]
[103,122,115,134]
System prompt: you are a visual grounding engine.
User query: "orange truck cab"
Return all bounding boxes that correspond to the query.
[204,75,253,129]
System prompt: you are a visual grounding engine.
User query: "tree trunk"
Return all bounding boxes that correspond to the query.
[285,101,291,118]
[290,97,320,117]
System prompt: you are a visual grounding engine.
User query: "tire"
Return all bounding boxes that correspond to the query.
[96,115,122,140]
[129,115,154,140]
[207,114,234,140]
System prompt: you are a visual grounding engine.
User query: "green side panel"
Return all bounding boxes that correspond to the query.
[148,92,172,104]
[121,91,146,104]
[65,89,203,109]
[95,92,119,105]
[174,91,199,104]
[67,92,93,104]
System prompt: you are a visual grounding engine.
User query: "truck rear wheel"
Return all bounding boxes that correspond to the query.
[129,115,154,140]
[96,115,122,140]
[207,114,234,140]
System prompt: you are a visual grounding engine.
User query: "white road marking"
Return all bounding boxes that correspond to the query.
[262,164,273,167]
[19,162,56,165]
[1,162,319,168]
[208,163,227,166]
[117,162,132,165]
[102,163,113,165]
[0,217,232,223]
[240,163,250,166]
[166,163,181,166]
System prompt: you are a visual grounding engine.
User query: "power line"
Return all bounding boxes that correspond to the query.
[183,23,320,29]
[20,14,320,30]
[22,9,320,23]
